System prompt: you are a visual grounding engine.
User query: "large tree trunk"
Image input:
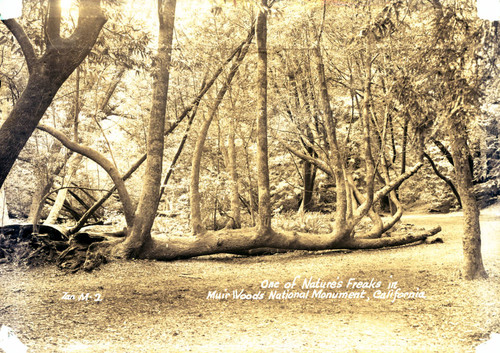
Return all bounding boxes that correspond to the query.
[256,0,272,234]
[128,225,442,261]
[0,0,106,188]
[447,118,487,280]
[114,0,177,257]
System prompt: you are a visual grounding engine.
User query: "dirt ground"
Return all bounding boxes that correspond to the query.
[1,207,499,353]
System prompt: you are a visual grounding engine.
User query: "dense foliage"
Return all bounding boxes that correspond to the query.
[0,0,497,232]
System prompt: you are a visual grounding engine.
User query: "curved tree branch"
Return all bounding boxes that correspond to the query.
[423,152,462,207]
[37,124,136,227]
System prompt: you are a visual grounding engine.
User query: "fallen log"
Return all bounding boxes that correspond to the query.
[75,225,443,271]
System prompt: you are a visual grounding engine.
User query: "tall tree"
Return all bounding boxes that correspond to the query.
[115,0,177,257]
[429,1,488,279]
[0,0,106,188]
[256,0,271,234]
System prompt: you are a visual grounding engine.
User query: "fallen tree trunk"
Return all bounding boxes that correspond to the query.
[76,225,442,270]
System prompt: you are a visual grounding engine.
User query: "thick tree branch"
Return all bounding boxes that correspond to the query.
[70,0,106,44]
[46,0,62,46]
[2,19,37,74]
[373,162,423,205]
[37,124,136,227]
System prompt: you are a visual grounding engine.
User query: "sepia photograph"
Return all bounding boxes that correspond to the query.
[0,0,499,351]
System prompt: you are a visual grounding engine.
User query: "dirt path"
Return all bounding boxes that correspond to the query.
[1,210,499,352]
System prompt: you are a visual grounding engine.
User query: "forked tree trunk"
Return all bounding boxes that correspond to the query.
[0,0,106,188]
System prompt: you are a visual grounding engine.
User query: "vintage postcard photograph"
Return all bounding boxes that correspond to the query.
[0,0,499,352]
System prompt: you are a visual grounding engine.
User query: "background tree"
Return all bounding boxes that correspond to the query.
[256,0,271,234]
[427,0,488,279]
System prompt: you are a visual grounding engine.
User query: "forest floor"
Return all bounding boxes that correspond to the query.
[0,206,499,353]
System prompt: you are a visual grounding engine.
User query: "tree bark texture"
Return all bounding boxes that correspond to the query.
[0,0,106,188]
[117,0,177,257]
[256,0,272,234]
[447,119,487,279]
[128,225,442,261]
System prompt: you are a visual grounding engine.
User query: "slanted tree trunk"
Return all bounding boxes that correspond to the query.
[0,0,106,188]
[190,30,253,234]
[423,152,462,207]
[45,154,83,224]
